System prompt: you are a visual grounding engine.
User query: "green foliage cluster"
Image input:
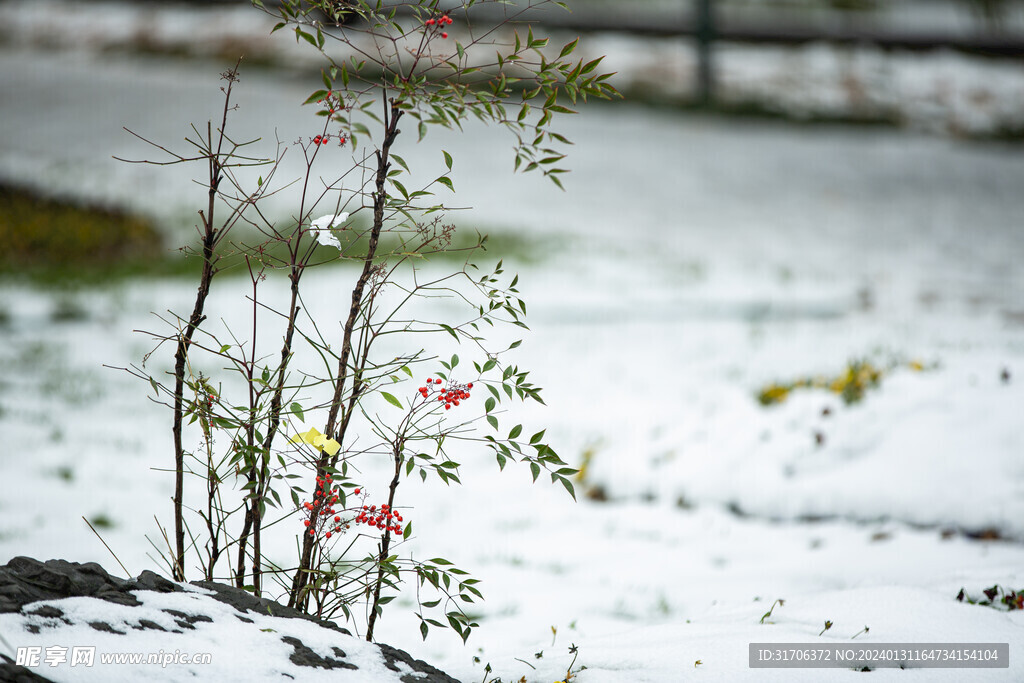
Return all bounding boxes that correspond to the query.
[0,183,163,276]
[957,584,1024,611]
[756,358,933,407]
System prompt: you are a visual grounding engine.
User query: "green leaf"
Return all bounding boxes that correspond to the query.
[447,613,464,633]
[486,415,499,430]
[303,89,328,105]
[290,402,304,422]
[580,57,603,74]
[437,176,454,192]
[559,37,579,58]
[530,429,545,444]
[485,397,496,413]
[530,462,541,482]
[381,392,403,409]
[508,424,522,439]
[392,154,410,173]
[420,621,429,640]
[404,520,413,539]
[442,150,453,170]
[558,476,577,500]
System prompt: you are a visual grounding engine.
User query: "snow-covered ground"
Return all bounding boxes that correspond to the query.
[1,9,1024,682]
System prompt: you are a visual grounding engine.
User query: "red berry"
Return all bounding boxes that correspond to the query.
[441,32,448,38]
[334,516,341,522]
[303,520,310,527]
[453,400,460,406]
[325,531,332,539]
[467,383,473,389]
[445,404,451,410]
[425,18,434,25]
[354,488,361,494]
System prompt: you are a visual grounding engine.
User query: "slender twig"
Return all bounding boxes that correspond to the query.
[82,516,132,578]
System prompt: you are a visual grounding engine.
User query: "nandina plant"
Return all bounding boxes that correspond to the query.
[123,0,616,644]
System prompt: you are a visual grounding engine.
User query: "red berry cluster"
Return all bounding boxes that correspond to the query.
[300,474,348,540]
[354,501,405,535]
[418,378,473,411]
[311,133,347,146]
[424,13,453,38]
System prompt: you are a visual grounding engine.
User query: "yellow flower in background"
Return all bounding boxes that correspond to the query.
[289,426,341,456]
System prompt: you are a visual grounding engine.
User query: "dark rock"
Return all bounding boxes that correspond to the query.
[379,642,463,683]
[0,557,135,612]
[281,635,357,670]
[163,609,213,630]
[0,557,461,682]
[0,655,55,683]
[189,579,352,636]
[87,621,126,634]
[24,607,63,619]
[133,619,167,632]
[129,570,180,593]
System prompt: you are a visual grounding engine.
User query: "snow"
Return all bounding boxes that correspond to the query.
[1,4,1024,681]
[0,584,405,682]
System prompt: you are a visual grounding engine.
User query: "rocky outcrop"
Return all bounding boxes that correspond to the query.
[0,557,459,682]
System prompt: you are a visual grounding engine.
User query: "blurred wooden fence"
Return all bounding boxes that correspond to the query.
[525,0,1024,104]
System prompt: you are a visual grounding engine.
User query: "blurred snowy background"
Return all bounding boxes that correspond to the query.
[0,0,1022,680]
